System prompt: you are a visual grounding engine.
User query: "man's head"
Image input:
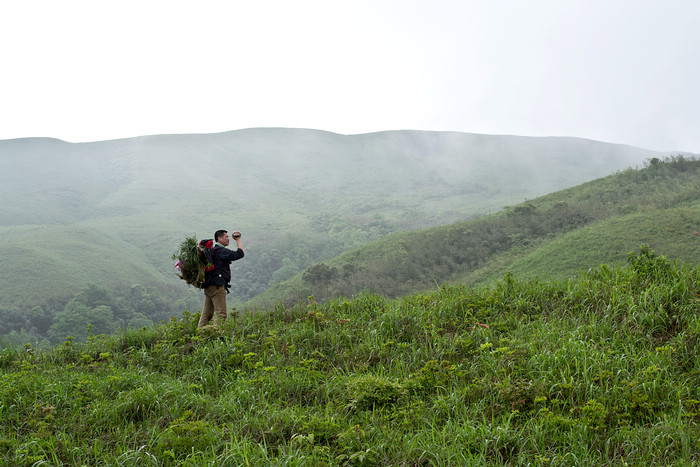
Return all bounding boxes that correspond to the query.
[214,229,229,246]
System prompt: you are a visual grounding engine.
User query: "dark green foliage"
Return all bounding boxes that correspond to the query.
[302,263,340,292]
[0,283,198,346]
[628,245,674,284]
[346,374,407,410]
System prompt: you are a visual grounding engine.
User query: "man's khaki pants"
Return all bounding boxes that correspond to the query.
[199,285,227,327]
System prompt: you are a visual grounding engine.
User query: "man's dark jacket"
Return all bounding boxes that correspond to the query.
[204,245,244,289]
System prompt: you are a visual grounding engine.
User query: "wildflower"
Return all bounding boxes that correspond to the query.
[174,259,183,271]
[472,322,489,329]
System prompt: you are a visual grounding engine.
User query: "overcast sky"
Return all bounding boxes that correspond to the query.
[2,0,699,152]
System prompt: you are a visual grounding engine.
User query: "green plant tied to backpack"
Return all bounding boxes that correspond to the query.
[172,236,215,288]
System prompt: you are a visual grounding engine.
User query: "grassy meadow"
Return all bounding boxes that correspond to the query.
[1,247,699,465]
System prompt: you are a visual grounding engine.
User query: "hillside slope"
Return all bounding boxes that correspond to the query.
[0,128,666,311]
[245,156,700,309]
[1,250,699,465]
[0,225,165,308]
[464,205,700,287]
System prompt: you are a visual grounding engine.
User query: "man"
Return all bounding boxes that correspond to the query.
[198,229,245,328]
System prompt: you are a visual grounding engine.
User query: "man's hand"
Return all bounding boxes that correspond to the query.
[231,231,243,250]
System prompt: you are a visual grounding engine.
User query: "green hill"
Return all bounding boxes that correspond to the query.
[472,206,700,285]
[246,156,700,309]
[0,225,165,309]
[1,129,673,344]
[1,247,698,465]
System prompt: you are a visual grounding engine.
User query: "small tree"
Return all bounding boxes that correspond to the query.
[302,263,339,287]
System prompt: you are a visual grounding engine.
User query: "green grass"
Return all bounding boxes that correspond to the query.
[468,205,700,286]
[1,247,699,465]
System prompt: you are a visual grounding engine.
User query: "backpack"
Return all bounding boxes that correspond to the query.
[172,236,216,288]
[197,239,216,273]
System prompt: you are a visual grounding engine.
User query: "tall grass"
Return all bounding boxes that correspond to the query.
[1,247,698,465]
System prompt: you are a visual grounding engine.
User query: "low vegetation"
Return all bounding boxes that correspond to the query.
[1,247,698,465]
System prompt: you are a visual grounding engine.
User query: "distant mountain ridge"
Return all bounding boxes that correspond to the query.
[0,128,674,311]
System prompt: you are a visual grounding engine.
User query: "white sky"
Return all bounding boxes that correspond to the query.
[2,0,699,152]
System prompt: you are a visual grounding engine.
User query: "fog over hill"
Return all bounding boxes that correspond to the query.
[0,128,672,308]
